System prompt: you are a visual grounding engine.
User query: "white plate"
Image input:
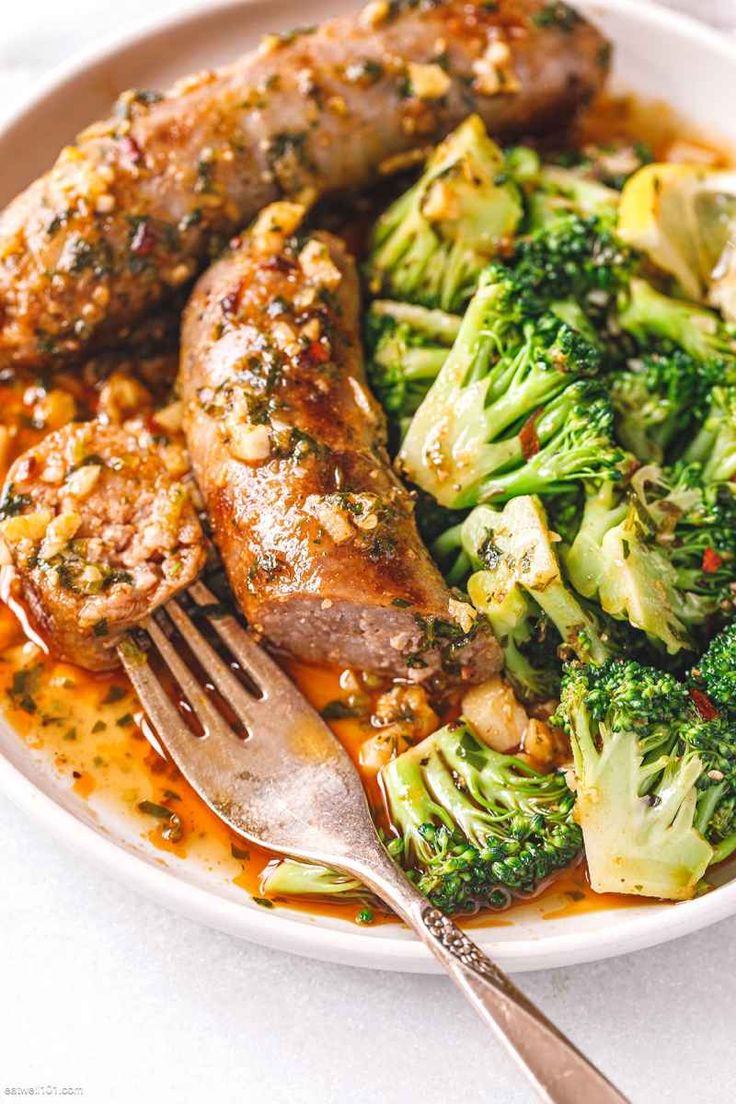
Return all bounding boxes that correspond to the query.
[2,0,736,974]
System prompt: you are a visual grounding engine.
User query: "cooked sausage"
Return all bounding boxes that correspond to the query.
[0,421,206,670]
[0,0,609,369]
[180,203,501,682]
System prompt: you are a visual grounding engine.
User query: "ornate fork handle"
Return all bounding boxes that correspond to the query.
[347,842,629,1104]
[121,588,626,1102]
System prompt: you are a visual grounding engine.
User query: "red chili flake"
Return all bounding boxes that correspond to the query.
[689,687,720,721]
[119,134,143,165]
[518,410,541,459]
[263,255,296,274]
[299,340,331,368]
[220,291,239,316]
[702,547,724,574]
[130,220,156,256]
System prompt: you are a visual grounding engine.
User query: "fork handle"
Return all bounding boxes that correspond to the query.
[349,847,628,1104]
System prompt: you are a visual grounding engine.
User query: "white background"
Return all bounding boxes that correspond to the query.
[2,2,736,1102]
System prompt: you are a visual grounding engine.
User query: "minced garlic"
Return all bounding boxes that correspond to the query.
[304,495,354,544]
[228,424,271,464]
[407,62,451,101]
[1,510,53,545]
[473,38,521,97]
[40,511,82,560]
[298,239,342,290]
[448,597,477,634]
[251,201,306,255]
[65,464,101,500]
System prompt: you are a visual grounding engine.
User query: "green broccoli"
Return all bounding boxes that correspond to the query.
[485,212,633,318]
[554,659,736,898]
[638,464,736,608]
[366,115,524,310]
[618,277,736,368]
[683,386,736,484]
[381,719,582,914]
[565,482,720,655]
[528,165,620,229]
[364,299,460,425]
[260,858,376,905]
[398,276,623,508]
[610,349,719,464]
[692,622,736,721]
[459,497,613,701]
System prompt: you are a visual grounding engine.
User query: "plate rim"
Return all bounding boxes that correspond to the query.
[1,0,736,973]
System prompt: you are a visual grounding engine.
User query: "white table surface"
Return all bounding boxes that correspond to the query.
[2,3,736,1102]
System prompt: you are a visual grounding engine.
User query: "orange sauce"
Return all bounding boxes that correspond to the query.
[1,92,725,931]
[0,593,632,929]
[577,91,733,165]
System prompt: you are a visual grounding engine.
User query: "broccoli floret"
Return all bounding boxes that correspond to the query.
[364,300,460,425]
[528,166,620,229]
[260,858,375,905]
[565,481,720,655]
[618,277,736,368]
[399,277,624,508]
[610,349,719,464]
[487,212,633,317]
[366,116,523,310]
[459,497,613,702]
[381,719,582,914]
[553,660,718,899]
[683,386,736,484]
[693,622,736,721]
[683,714,736,863]
[637,465,736,608]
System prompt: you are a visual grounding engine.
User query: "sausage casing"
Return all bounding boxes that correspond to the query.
[0,0,609,368]
[180,205,501,681]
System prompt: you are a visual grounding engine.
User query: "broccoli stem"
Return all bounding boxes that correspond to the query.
[683,386,736,483]
[618,277,736,365]
[369,300,463,343]
[260,858,373,903]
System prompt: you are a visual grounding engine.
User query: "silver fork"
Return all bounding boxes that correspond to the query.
[118,580,628,1104]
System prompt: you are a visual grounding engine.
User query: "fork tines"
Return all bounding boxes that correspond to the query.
[117,582,287,755]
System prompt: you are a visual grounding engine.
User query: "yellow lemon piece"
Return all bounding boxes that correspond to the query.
[618,163,736,320]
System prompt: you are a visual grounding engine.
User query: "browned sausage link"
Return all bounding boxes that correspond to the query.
[0,421,207,670]
[180,205,501,682]
[0,0,609,369]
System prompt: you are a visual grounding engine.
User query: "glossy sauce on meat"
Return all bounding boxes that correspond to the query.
[181,205,501,681]
[0,0,608,369]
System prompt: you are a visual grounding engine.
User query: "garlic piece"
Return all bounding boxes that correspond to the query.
[298,239,342,290]
[448,597,477,634]
[228,424,271,464]
[473,37,521,97]
[65,464,101,500]
[251,201,306,255]
[360,0,390,30]
[407,62,451,101]
[40,511,82,560]
[461,676,528,753]
[305,495,354,544]
[1,510,53,545]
